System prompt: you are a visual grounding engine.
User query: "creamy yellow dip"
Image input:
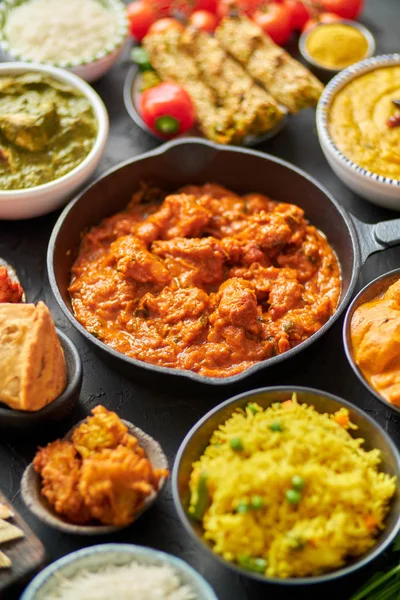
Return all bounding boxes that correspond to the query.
[329,66,400,180]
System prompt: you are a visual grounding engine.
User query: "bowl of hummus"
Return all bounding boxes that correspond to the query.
[0,63,109,219]
[316,54,400,210]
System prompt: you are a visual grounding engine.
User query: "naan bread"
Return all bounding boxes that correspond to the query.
[0,302,66,411]
[0,551,11,568]
[0,519,23,543]
[0,503,14,520]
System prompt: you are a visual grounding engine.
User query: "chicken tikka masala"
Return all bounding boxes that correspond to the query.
[70,184,341,378]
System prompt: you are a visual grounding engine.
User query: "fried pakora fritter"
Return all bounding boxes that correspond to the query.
[72,405,129,458]
[79,445,168,526]
[33,440,91,523]
[33,406,169,526]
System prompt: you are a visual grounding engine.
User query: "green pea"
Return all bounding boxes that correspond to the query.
[291,475,305,491]
[236,501,249,514]
[230,437,243,451]
[238,555,267,574]
[250,495,264,510]
[272,402,281,408]
[286,489,302,505]
[247,403,257,415]
[269,421,283,432]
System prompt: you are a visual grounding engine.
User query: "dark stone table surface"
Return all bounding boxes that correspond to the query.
[0,1,399,598]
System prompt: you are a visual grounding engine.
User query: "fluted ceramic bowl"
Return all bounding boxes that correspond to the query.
[0,0,128,82]
[317,54,400,210]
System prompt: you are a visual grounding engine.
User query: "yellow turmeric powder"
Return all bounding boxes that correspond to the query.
[305,23,369,70]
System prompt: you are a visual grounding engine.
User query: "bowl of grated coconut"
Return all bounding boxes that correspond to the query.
[20,544,219,600]
[0,0,128,82]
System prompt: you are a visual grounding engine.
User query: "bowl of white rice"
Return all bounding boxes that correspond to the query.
[20,544,219,600]
[0,0,128,82]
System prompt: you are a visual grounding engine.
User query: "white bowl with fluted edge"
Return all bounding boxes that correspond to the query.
[0,0,128,83]
[0,63,109,220]
[316,54,400,210]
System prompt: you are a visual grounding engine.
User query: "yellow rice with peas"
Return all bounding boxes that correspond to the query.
[188,395,396,579]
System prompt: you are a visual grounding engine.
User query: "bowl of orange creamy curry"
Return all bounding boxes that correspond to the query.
[344,269,400,414]
[68,182,341,380]
[317,55,400,210]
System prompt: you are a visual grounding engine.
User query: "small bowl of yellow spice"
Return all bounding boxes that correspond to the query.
[299,20,375,79]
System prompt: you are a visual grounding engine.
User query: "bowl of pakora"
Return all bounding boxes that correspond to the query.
[172,386,400,585]
[344,268,400,416]
[317,54,400,210]
[0,62,108,220]
[21,406,169,534]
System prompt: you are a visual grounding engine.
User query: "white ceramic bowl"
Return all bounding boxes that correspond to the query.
[0,0,128,83]
[20,544,219,600]
[0,63,109,220]
[316,54,400,210]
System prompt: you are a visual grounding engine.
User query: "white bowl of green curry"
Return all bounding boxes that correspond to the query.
[0,63,109,219]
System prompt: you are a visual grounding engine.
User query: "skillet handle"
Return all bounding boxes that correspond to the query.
[351,215,400,264]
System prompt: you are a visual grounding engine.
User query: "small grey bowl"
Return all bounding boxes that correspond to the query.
[299,20,376,80]
[0,329,82,431]
[343,267,400,416]
[172,386,400,586]
[21,419,168,535]
[20,544,218,600]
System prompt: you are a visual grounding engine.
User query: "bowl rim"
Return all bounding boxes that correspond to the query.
[316,53,400,187]
[0,0,128,69]
[47,137,359,386]
[343,267,400,416]
[0,328,82,422]
[172,385,400,586]
[0,62,109,199]
[21,417,169,534]
[299,19,376,74]
[20,543,219,600]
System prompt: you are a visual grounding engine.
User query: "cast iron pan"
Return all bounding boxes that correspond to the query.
[47,138,400,385]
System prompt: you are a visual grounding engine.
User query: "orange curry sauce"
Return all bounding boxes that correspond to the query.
[69,184,341,378]
[351,279,400,406]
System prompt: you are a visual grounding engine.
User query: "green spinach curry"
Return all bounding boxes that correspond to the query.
[0,74,97,190]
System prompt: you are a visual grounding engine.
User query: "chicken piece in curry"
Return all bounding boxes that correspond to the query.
[351,279,400,407]
[69,184,341,378]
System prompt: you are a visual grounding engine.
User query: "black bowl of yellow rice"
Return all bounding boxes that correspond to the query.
[172,386,400,585]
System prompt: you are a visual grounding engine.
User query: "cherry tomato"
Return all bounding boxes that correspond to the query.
[195,0,218,13]
[189,9,218,31]
[253,3,293,46]
[321,0,364,20]
[147,17,184,34]
[302,11,341,32]
[127,1,157,41]
[143,0,171,17]
[140,82,196,137]
[285,0,310,30]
